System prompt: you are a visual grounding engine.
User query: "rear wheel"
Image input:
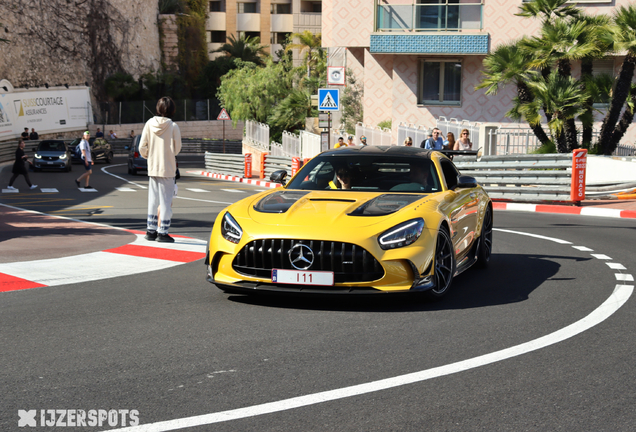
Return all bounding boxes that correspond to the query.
[476,206,493,268]
[424,227,455,300]
[105,152,113,164]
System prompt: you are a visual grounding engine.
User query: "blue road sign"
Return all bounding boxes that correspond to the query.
[318,88,340,111]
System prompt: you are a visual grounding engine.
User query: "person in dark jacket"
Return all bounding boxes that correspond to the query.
[29,128,39,140]
[7,140,38,190]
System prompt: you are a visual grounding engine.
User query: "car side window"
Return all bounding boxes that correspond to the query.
[440,159,460,190]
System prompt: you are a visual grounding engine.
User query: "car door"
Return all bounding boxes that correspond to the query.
[439,158,478,259]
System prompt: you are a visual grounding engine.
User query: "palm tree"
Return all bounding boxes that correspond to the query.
[476,40,551,146]
[597,5,636,155]
[521,71,587,153]
[286,30,322,79]
[213,34,268,66]
[516,0,580,25]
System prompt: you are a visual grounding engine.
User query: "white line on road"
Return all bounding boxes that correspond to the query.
[108,230,633,432]
[102,164,147,189]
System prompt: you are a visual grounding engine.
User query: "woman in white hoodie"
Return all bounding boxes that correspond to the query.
[139,97,182,242]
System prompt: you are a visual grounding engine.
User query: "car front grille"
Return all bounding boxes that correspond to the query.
[232,239,384,283]
[43,156,59,161]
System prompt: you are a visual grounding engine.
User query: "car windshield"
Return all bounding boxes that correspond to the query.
[285,155,442,193]
[37,141,66,152]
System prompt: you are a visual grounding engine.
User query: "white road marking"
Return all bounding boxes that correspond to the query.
[79,188,98,192]
[607,263,627,270]
[102,164,148,189]
[616,274,634,282]
[116,187,137,192]
[186,188,210,193]
[108,229,633,432]
[493,228,572,244]
[573,246,594,251]
[221,189,245,193]
[2,189,19,193]
[40,188,58,193]
[591,254,612,260]
[109,283,636,432]
[174,196,232,205]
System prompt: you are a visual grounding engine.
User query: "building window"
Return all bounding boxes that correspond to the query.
[238,2,258,13]
[209,0,225,12]
[419,60,462,105]
[209,31,226,43]
[300,1,321,13]
[239,31,261,41]
[271,3,291,14]
[271,32,291,44]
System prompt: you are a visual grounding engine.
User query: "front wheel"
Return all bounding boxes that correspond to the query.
[476,206,493,268]
[424,227,456,300]
[105,152,113,164]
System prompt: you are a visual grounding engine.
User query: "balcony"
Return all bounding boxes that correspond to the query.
[376,0,483,32]
[371,0,487,55]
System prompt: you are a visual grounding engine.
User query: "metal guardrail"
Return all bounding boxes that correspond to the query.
[204,152,246,177]
[263,155,293,178]
[454,154,575,202]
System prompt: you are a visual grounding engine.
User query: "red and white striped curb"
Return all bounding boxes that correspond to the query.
[190,170,282,188]
[0,230,207,293]
[493,202,636,219]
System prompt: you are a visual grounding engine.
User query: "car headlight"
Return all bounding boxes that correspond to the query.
[59,153,68,160]
[221,212,242,244]
[34,153,42,159]
[378,218,424,250]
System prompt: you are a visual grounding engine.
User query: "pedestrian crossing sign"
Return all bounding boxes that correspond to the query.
[318,89,340,111]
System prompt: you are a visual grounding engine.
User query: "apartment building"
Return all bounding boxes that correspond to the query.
[206,0,322,60]
[322,0,633,143]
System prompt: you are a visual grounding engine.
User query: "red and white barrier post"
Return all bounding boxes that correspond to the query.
[291,157,301,177]
[570,149,587,203]
[244,153,252,178]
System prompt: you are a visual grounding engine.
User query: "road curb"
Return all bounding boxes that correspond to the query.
[493,202,636,219]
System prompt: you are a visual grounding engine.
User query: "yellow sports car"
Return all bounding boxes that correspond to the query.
[205,146,492,299]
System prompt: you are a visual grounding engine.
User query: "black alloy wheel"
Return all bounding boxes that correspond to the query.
[476,206,493,268]
[425,227,455,300]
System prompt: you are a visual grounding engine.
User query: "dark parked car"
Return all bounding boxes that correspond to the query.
[70,137,113,164]
[33,140,72,172]
[126,135,147,175]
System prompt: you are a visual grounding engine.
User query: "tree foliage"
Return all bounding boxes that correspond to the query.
[478,0,636,154]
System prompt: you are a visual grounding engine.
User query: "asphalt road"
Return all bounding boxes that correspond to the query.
[1,157,635,431]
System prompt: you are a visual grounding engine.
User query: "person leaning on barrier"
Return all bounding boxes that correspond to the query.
[334,136,347,148]
[360,135,367,145]
[454,129,473,151]
[403,137,413,146]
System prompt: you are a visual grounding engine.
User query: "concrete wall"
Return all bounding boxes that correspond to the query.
[88,120,245,141]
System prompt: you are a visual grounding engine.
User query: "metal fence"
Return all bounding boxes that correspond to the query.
[244,120,270,151]
[300,131,321,159]
[397,123,431,147]
[92,99,223,124]
[354,123,393,146]
[436,116,482,151]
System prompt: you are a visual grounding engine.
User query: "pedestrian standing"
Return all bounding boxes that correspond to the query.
[139,96,182,243]
[444,132,456,150]
[421,128,444,150]
[7,140,37,190]
[75,131,93,189]
[454,129,473,150]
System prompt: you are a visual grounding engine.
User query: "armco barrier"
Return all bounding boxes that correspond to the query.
[204,152,249,177]
[263,154,293,179]
[454,153,579,202]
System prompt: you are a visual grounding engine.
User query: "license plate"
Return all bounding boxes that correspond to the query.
[272,269,334,286]
[47,161,54,164]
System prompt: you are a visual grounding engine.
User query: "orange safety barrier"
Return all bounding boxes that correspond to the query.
[570,149,587,202]
[291,157,301,177]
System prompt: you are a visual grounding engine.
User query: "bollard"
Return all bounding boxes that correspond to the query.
[260,152,267,179]
[244,153,252,178]
[291,157,301,177]
[570,149,587,202]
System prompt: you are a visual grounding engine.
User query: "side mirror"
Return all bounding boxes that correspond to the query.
[270,170,288,186]
[456,175,477,189]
